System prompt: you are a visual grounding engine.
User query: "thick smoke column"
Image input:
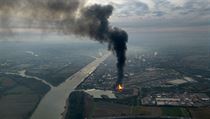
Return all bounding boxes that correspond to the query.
[109,28,128,88]
[80,5,128,87]
[0,0,128,88]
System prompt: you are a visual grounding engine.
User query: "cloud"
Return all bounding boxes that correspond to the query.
[0,0,209,32]
[113,0,149,17]
[152,11,166,17]
[178,1,210,16]
[104,0,210,18]
[106,0,210,31]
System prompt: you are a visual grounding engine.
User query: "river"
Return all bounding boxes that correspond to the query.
[30,53,111,119]
[4,70,53,88]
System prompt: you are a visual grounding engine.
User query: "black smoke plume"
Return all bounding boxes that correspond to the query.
[0,0,128,87]
[109,28,128,86]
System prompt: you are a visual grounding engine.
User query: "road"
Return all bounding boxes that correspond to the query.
[30,52,111,119]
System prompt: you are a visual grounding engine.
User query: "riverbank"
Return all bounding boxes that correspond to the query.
[30,53,111,119]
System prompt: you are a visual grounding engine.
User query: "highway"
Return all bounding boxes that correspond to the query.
[30,52,111,119]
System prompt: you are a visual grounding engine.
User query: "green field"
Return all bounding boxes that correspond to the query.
[0,74,50,119]
[161,107,190,117]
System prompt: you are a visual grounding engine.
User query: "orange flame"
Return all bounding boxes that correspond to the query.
[116,84,123,92]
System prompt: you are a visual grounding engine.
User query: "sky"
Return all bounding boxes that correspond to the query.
[0,0,209,36]
[87,0,210,33]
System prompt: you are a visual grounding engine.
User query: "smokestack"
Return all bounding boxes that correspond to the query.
[0,0,128,90]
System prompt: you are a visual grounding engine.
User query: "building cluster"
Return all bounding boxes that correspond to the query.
[141,93,210,107]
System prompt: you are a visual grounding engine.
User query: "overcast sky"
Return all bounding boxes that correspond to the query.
[0,0,209,34]
[88,0,210,32]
